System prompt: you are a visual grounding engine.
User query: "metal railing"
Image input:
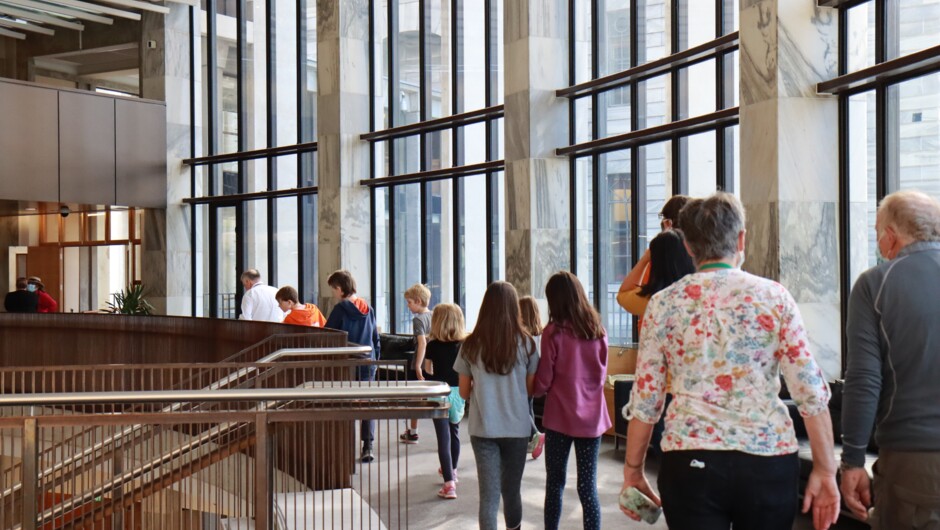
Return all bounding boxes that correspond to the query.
[0,346,374,501]
[0,360,446,530]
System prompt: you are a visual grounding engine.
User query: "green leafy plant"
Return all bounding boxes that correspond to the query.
[106,284,155,315]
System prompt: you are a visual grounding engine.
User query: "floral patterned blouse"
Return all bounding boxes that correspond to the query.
[624,269,830,456]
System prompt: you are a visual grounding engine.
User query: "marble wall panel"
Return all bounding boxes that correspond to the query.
[503,0,570,302]
[317,93,342,136]
[528,87,568,156]
[531,228,571,296]
[339,186,372,238]
[339,36,370,96]
[777,2,837,99]
[506,158,532,231]
[533,158,569,230]
[505,229,531,294]
[339,132,370,186]
[504,38,530,97]
[779,201,839,304]
[317,0,339,41]
[777,97,839,202]
[504,0,528,44]
[317,133,341,188]
[339,0,369,41]
[504,90,531,160]
[139,3,193,315]
[317,38,341,97]
[740,1,777,106]
[797,301,841,381]
[528,0,567,40]
[528,38,568,91]
[742,200,780,281]
[739,99,779,204]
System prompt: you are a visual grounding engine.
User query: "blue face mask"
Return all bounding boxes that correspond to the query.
[26,284,37,293]
[875,231,889,265]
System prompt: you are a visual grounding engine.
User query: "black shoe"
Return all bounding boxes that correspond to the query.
[360,446,374,463]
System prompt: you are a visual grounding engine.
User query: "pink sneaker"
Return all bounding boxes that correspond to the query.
[530,432,545,460]
[437,467,459,483]
[437,482,457,500]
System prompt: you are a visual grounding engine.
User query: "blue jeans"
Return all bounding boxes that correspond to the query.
[470,436,528,530]
[543,430,601,530]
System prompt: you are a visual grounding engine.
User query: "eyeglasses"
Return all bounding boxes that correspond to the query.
[657,212,666,219]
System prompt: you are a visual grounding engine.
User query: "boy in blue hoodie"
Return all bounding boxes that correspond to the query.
[325,270,382,463]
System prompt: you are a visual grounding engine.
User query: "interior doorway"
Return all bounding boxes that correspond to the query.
[6,206,142,313]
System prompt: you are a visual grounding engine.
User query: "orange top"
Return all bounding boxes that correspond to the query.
[283,303,326,327]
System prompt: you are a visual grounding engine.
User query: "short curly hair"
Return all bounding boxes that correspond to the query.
[678,192,745,263]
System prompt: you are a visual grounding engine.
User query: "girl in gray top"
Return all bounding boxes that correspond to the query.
[454,281,539,530]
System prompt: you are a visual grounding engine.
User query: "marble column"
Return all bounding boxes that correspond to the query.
[316,0,372,310]
[139,5,194,315]
[503,0,570,299]
[739,0,840,378]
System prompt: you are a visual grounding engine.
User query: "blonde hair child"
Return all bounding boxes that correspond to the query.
[423,303,468,499]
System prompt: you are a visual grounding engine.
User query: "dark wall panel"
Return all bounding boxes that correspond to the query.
[115,99,167,208]
[59,91,117,205]
[0,82,58,202]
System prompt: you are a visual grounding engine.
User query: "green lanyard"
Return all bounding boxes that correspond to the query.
[698,262,733,272]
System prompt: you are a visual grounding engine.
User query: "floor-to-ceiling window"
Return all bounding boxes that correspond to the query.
[825,0,940,361]
[187,0,318,318]
[562,0,739,345]
[367,0,504,332]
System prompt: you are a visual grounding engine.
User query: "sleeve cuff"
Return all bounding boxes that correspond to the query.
[840,445,867,469]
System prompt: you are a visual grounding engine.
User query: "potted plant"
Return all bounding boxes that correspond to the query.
[106,284,155,315]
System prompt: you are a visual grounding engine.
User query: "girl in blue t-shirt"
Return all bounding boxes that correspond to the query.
[453,281,539,530]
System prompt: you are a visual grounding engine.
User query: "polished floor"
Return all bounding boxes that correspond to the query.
[375,418,870,530]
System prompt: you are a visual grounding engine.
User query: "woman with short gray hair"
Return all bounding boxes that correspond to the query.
[620,192,841,530]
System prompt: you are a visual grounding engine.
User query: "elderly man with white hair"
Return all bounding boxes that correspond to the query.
[842,190,940,528]
[238,269,283,322]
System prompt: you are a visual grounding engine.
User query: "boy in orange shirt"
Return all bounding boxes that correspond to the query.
[275,286,326,327]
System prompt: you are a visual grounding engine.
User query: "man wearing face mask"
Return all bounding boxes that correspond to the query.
[4,277,38,313]
[841,190,940,529]
[27,277,58,313]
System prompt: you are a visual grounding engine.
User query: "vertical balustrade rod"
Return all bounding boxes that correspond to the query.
[255,413,271,530]
[22,418,37,530]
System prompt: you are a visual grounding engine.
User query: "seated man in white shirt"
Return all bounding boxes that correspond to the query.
[239,269,284,322]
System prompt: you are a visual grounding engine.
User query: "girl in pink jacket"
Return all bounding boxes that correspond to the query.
[533,271,610,530]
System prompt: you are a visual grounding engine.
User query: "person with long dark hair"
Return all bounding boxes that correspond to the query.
[519,295,546,459]
[533,271,610,530]
[617,195,692,299]
[454,281,539,530]
[617,230,696,322]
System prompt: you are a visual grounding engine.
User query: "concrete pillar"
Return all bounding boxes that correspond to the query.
[139,6,194,315]
[739,0,840,378]
[503,0,570,298]
[316,0,373,309]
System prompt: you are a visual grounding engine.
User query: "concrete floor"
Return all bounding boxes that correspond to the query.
[356,418,870,530]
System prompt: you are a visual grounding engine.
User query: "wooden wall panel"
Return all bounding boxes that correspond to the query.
[25,246,61,311]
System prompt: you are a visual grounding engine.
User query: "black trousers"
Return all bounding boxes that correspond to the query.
[657,450,800,530]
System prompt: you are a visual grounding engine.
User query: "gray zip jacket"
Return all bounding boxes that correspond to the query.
[842,241,940,467]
